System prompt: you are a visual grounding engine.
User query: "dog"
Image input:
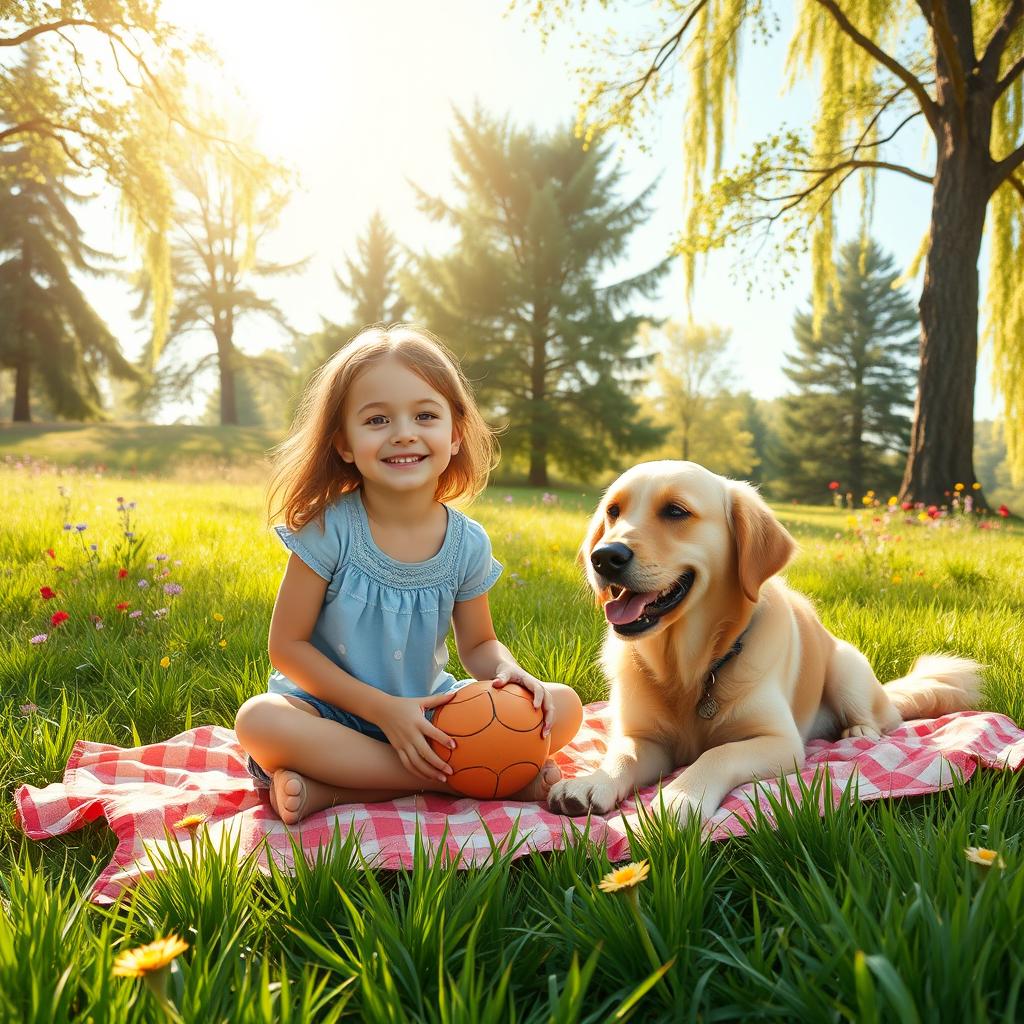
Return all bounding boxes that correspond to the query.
[547,460,982,825]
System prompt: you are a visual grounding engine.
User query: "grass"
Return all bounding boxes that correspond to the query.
[2,460,1024,1021]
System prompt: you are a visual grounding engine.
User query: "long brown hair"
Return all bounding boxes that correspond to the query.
[267,324,498,530]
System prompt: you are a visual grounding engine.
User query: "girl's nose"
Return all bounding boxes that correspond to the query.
[391,420,418,442]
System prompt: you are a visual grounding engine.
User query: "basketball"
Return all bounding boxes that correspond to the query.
[429,681,551,799]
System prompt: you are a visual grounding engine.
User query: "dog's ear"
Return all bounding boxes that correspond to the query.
[729,481,796,602]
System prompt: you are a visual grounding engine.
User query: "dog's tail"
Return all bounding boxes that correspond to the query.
[884,655,983,721]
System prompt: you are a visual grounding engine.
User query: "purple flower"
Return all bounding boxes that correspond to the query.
[128,610,143,619]
[124,531,135,539]
[128,502,136,510]
[137,579,149,589]
[19,703,38,715]
[116,496,124,503]
[29,634,48,644]
[155,554,168,562]
[63,524,72,531]
[89,543,98,551]
[75,523,87,532]
[163,583,183,597]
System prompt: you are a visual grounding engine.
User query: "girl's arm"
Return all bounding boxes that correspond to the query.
[452,593,554,737]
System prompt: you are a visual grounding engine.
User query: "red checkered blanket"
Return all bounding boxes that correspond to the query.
[15,703,1024,905]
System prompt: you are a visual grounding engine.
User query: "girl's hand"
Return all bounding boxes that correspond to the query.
[376,692,457,784]
[492,666,554,739]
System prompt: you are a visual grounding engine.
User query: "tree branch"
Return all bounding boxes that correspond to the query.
[980,0,1024,82]
[996,53,1024,96]
[814,0,941,133]
[0,19,114,46]
[927,0,970,113]
[992,142,1024,189]
[1007,173,1024,201]
[778,158,933,184]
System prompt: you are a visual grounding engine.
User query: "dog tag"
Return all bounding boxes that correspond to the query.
[696,694,719,720]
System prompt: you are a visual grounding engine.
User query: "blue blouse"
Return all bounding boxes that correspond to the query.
[267,489,502,702]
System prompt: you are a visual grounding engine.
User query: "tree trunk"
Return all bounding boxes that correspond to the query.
[527,321,548,487]
[12,359,31,422]
[217,332,239,427]
[899,99,991,508]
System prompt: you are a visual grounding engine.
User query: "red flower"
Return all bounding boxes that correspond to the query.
[39,586,57,600]
[828,481,840,490]
[46,548,56,559]
[998,504,1010,518]
[50,610,69,627]
[901,501,913,511]
[117,568,129,579]
[116,601,131,612]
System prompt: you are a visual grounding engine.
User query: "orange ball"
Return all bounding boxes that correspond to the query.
[430,681,551,799]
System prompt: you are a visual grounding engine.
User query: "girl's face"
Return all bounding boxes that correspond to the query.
[337,356,461,495]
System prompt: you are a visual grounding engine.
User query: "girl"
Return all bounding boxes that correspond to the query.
[235,324,585,825]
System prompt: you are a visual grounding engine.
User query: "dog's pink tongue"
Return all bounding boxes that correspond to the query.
[604,590,659,625]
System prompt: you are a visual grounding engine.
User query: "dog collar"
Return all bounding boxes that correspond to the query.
[696,630,748,720]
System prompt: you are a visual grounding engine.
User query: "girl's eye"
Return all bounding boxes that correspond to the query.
[662,503,690,519]
[607,503,620,520]
[416,412,438,421]
[366,416,388,426]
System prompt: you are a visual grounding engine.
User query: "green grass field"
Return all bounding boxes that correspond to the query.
[2,457,1024,1022]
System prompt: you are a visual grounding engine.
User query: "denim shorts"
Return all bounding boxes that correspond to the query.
[245,679,475,787]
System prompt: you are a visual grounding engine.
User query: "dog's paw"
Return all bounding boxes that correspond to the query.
[661,788,702,828]
[547,775,620,816]
[841,724,882,740]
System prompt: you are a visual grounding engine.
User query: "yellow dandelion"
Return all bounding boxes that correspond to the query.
[954,482,965,492]
[964,846,1006,869]
[972,482,981,490]
[213,612,224,622]
[918,511,930,523]
[218,638,227,648]
[112,935,189,978]
[846,515,859,527]
[172,812,208,834]
[598,859,650,893]
[891,575,902,584]
[159,656,170,669]
[887,496,899,507]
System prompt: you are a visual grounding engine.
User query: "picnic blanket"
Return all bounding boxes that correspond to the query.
[15,703,1024,905]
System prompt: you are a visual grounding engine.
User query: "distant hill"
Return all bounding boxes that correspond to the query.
[0,423,283,475]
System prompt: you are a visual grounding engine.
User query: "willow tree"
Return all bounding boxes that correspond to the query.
[525,0,1024,505]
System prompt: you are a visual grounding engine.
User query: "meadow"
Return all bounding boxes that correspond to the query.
[2,456,1024,1022]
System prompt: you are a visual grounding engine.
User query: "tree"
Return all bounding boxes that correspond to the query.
[524,0,1024,504]
[136,116,303,425]
[408,109,669,486]
[1,2,209,351]
[0,48,137,421]
[778,239,919,501]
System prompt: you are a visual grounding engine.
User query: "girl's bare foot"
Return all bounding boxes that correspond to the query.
[508,759,562,802]
[269,769,311,825]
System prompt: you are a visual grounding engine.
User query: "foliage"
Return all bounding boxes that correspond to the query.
[778,239,919,501]
[406,108,669,486]
[0,47,138,422]
[639,320,757,476]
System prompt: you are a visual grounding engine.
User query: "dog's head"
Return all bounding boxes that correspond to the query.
[582,461,796,639]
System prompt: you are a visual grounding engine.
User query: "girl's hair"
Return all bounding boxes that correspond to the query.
[267,324,498,530]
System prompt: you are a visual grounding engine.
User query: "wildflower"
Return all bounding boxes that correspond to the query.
[111,934,189,1010]
[998,504,1010,518]
[125,531,135,539]
[129,610,143,619]
[891,575,902,584]
[138,579,149,589]
[504,494,514,503]
[155,553,168,562]
[901,501,913,511]
[218,639,227,648]
[75,523,87,532]
[972,482,981,490]
[29,634,47,645]
[828,481,840,491]
[117,568,129,579]
[598,860,650,893]
[887,496,898,507]
[846,515,859,528]
[46,548,55,559]
[116,495,124,503]
[542,492,558,505]
[153,607,168,619]
[172,812,208,835]
[116,602,130,612]
[212,613,224,622]
[19,703,38,715]
[160,656,170,668]
[964,847,1006,869]
[63,523,72,531]
[917,511,930,523]
[39,586,57,600]
[50,611,69,628]
[89,543,98,552]
[954,482,965,492]
[163,583,183,597]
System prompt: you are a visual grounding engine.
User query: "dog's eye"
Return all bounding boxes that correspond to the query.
[606,503,620,520]
[662,503,690,520]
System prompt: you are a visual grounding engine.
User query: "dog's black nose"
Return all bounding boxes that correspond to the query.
[591,542,633,579]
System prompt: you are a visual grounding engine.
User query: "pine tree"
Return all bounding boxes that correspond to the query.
[779,240,918,501]
[0,49,137,421]
[407,109,669,486]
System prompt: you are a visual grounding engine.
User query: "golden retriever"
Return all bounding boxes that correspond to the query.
[547,460,982,824]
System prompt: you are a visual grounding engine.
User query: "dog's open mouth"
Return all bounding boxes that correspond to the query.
[602,569,696,635]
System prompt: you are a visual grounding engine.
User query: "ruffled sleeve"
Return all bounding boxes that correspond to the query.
[274,501,349,582]
[455,517,502,601]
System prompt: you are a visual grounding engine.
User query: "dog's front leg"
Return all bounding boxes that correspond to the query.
[660,732,805,827]
[548,734,673,816]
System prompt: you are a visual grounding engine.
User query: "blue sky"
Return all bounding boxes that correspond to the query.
[79,0,999,420]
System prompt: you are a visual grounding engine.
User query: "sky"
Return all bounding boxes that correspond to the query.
[77,0,999,422]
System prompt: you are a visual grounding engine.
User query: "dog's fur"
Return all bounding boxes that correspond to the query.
[547,461,982,823]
